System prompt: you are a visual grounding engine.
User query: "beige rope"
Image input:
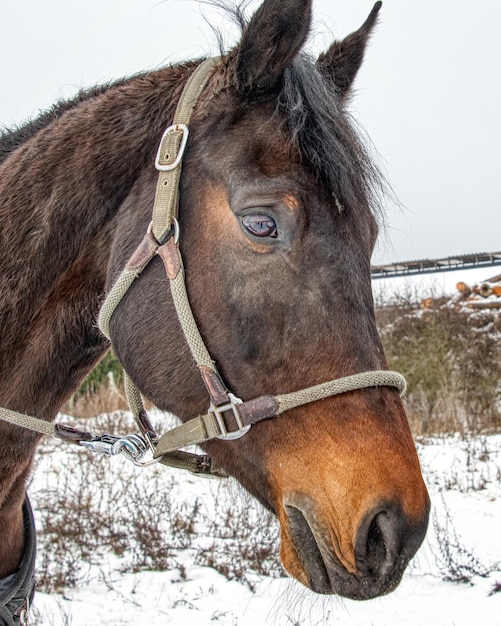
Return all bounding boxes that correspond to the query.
[0,407,55,437]
[98,268,139,340]
[154,370,406,456]
[170,271,214,370]
[124,371,145,418]
[276,370,406,413]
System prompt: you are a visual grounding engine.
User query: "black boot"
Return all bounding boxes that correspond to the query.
[0,497,36,626]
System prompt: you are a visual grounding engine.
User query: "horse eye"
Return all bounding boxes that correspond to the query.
[241,214,278,239]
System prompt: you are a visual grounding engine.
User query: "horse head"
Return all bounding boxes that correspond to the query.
[107,0,430,599]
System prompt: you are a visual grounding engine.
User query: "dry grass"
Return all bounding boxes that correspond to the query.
[63,386,128,418]
[376,296,501,436]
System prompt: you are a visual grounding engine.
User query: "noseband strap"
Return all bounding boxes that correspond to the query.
[97,57,407,465]
[153,370,405,456]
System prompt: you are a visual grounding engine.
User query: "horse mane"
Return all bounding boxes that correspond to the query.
[0,77,134,164]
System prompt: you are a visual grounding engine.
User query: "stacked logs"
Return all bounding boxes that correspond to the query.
[419,274,501,311]
[454,274,501,310]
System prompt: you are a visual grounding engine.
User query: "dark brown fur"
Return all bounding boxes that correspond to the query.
[0,1,429,600]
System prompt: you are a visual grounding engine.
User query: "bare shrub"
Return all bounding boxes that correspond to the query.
[489,581,501,596]
[31,414,283,593]
[195,488,283,591]
[32,415,198,592]
[376,298,501,435]
[438,435,494,492]
[432,498,491,584]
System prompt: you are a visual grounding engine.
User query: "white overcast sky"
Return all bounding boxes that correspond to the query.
[1,0,499,265]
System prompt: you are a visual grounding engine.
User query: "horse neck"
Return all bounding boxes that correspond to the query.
[0,64,189,420]
[0,63,190,576]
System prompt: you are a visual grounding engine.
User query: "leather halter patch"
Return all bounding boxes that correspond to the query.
[157,237,182,279]
[126,232,159,272]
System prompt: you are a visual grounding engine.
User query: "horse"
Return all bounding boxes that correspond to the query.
[0,0,430,617]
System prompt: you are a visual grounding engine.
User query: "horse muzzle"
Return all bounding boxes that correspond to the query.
[264,392,431,600]
[282,493,429,599]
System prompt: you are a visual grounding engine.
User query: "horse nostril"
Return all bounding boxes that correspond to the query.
[283,497,429,598]
[356,505,419,579]
[364,514,384,572]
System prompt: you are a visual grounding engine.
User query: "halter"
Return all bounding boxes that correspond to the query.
[0,58,406,475]
[95,57,406,470]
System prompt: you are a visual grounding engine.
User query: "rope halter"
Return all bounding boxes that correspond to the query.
[96,58,407,472]
[0,58,406,476]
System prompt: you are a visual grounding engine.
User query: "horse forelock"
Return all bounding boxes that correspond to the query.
[279,55,386,221]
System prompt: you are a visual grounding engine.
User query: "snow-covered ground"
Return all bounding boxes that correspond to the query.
[27,410,501,626]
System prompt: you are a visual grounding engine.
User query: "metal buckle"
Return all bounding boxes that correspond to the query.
[155,124,189,171]
[210,393,251,441]
[193,455,229,478]
[80,433,118,455]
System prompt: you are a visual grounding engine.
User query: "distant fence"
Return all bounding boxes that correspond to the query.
[371,252,501,280]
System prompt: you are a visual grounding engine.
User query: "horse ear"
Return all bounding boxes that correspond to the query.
[317,1,382,97]
[234,0,312,97]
